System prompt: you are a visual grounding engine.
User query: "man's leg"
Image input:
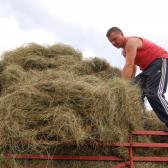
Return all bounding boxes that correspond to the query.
[145,58,168,127]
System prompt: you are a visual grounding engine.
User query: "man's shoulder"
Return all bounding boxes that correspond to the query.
[126,36,143,41]
[126,36,143,48]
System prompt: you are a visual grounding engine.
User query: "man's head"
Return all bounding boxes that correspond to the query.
[106,27,125,48]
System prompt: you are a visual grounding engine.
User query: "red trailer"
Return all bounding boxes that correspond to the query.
[5,130,168,168]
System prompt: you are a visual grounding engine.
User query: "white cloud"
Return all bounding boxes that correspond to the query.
[83,48,96,59]
[36,0,168,36]
[0,16,57,55]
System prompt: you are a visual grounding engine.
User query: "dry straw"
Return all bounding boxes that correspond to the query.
[0,43,166,168]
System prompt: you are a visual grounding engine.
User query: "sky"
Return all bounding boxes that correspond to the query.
[1,0,168,69]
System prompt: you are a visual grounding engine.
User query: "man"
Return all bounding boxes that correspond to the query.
[106,26,168,128]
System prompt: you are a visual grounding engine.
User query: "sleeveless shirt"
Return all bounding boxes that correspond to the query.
[123,37,168,70]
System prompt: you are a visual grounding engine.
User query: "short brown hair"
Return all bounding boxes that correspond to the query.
[106,27,123,37]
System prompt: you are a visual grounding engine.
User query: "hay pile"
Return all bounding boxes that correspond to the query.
[0,43,166,168]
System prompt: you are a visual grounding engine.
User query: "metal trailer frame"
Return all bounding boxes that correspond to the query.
[5,130,168,168]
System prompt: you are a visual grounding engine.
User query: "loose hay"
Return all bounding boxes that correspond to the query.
[73,57,121,79]
[2,43,82,71]
[0,76,143,153]
[0,64,28,95]
[0,43,166,168]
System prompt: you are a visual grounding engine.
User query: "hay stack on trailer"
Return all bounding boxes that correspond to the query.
[0,43,167,168]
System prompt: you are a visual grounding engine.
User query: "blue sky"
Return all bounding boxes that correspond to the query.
[0,0,168,70]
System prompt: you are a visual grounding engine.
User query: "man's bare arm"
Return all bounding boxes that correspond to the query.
[122,64,135,80]
[122,38,141,80]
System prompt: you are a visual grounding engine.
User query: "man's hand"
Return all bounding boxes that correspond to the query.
[122,64,136,80]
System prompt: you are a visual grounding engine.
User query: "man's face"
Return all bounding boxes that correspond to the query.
[108,32,125,48]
